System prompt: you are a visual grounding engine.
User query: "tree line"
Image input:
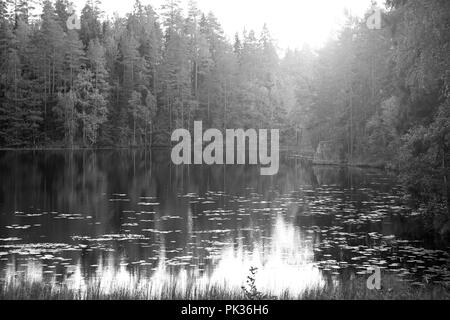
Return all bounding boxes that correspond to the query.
[305,0,450,216]
[0,0,287,148]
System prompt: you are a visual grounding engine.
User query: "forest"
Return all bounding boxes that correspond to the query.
[0,0,449,215]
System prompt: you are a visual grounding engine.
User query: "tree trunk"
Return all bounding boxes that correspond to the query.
[443,146,450,217]
[133,112,136,146]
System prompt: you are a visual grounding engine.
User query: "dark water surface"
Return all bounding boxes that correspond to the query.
[0,150,449,296]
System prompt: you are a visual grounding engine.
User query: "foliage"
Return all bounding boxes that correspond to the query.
[241,267,271,300]
[0,0,294,148]
[399,102,450,214]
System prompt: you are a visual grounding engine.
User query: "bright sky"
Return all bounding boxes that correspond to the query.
[70,0,381,50]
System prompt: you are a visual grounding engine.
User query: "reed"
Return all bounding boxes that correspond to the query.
[1,274,449,300]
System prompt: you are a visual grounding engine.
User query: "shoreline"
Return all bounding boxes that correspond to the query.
[312,160,389,170]
[0,146,171,151]
[0,147,391,170]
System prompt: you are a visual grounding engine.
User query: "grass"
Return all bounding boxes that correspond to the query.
[1,274,450,300]
[296,275,450,300]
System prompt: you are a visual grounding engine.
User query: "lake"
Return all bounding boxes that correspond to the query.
[0,149,449,297]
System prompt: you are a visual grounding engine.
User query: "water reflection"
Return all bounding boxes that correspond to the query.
[0,150,449,297]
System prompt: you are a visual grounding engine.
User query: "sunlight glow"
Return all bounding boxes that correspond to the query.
[68,0,381,49]
[1,215,325,298]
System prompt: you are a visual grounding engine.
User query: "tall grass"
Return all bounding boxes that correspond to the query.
[1,274,449,300]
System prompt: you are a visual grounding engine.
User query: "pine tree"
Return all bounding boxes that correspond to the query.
[80,0,102,47]
[73,69,107,146]
[160,0,190,137]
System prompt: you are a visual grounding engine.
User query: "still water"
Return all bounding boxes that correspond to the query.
[0,150,449,296]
